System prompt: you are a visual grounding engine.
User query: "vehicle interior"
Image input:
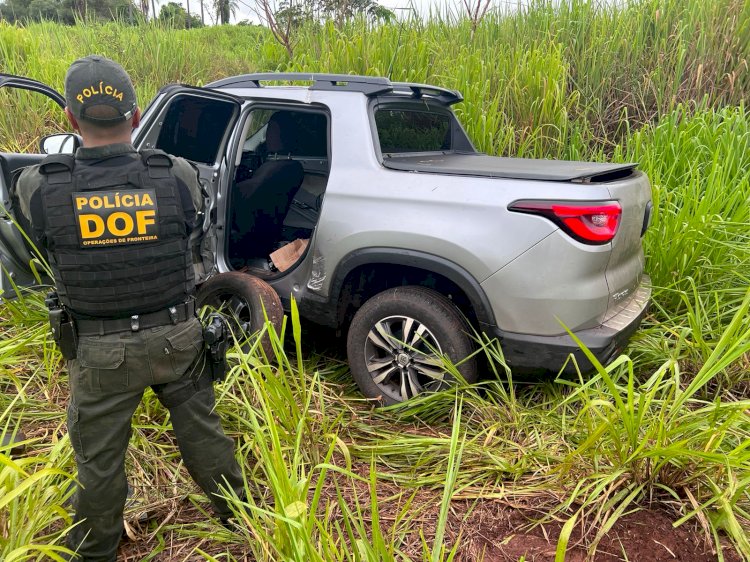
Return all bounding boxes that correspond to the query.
[142,95,330,277]
[227,107,330,275]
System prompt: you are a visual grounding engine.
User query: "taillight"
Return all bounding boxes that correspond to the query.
[509,200,622,245]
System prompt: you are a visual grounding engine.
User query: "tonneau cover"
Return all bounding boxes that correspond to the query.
[382,153,637,182]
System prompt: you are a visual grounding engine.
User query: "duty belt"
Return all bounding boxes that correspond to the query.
[75,300,196,336]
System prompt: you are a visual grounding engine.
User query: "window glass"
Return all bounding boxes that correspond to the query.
[0,87,65,153]
[242,110,327,158]
[155,95,235,164]
[375,109,452,154]
[241,110,274,152]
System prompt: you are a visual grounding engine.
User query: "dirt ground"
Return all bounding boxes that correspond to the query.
[460,504,737,562]
[15,391,743,561]
[16,420,742,561]
[14,330,745,561]
[116,478,741,562]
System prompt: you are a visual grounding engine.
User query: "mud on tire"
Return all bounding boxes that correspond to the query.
[346,285,478,405]
[196,272,283,358]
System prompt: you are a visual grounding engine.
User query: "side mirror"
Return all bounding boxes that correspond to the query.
[40,133,81,155]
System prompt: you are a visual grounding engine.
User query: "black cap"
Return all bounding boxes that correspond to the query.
[64,55,137,123]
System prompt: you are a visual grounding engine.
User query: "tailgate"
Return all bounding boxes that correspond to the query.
[603,171,652,320]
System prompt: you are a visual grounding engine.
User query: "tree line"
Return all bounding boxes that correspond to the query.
[0,1,245,26]
[0,0,394,27]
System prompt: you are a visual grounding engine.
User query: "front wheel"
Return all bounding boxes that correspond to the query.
[346,286,478,405]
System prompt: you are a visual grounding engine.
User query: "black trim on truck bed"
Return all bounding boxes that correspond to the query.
[382,153,637,183]
[482,289,649,374]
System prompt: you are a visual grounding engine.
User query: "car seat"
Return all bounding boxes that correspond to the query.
[231,112,304,262]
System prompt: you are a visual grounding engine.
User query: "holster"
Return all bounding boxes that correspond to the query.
[203,314,228,382]
[47,301,78,360]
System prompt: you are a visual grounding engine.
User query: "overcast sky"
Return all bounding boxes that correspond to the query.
[157,0,631,25]
[154,0,535,25]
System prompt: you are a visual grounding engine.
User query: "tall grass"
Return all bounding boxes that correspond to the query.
[1,0,749,155]
[617,104,750,376]
[1,0,749,559]
[6,292,747,559]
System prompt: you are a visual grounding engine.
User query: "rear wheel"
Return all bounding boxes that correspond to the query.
[196,272,283,357]
[346,286,478,404]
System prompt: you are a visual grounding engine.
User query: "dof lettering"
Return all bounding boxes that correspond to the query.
[79,210,156,239]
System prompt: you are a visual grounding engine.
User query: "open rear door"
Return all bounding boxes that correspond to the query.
[133,85,243,281]
[0,74,66,297]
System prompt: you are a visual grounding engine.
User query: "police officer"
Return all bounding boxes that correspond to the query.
[12,55,244,560]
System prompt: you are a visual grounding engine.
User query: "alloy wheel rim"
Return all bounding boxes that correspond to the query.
[363,315,445,402]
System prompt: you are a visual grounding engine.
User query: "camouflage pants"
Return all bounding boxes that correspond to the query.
[64,316,243,561]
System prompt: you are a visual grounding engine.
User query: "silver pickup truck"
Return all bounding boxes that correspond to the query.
[0,72,651,404]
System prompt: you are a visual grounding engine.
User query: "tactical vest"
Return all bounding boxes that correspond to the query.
[38,150,195,318]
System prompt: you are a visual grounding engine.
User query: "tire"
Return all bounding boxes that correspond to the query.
[346,286,478,405]
[196,272,283,358]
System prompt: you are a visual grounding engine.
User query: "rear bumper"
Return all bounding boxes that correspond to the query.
[481,281,651,373]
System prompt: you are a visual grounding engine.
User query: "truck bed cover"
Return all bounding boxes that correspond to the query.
[382,153,637,182]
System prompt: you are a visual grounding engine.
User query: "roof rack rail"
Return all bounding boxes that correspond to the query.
[206,73,392,96]
[205,73,463,104]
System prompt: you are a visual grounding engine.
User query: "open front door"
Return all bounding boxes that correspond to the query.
[0,74,67,297]
[0,79,243,297]
[133,85,243,281]
[0,74,66,107]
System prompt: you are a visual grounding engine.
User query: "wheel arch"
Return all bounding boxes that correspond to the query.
[329,248,496,329]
